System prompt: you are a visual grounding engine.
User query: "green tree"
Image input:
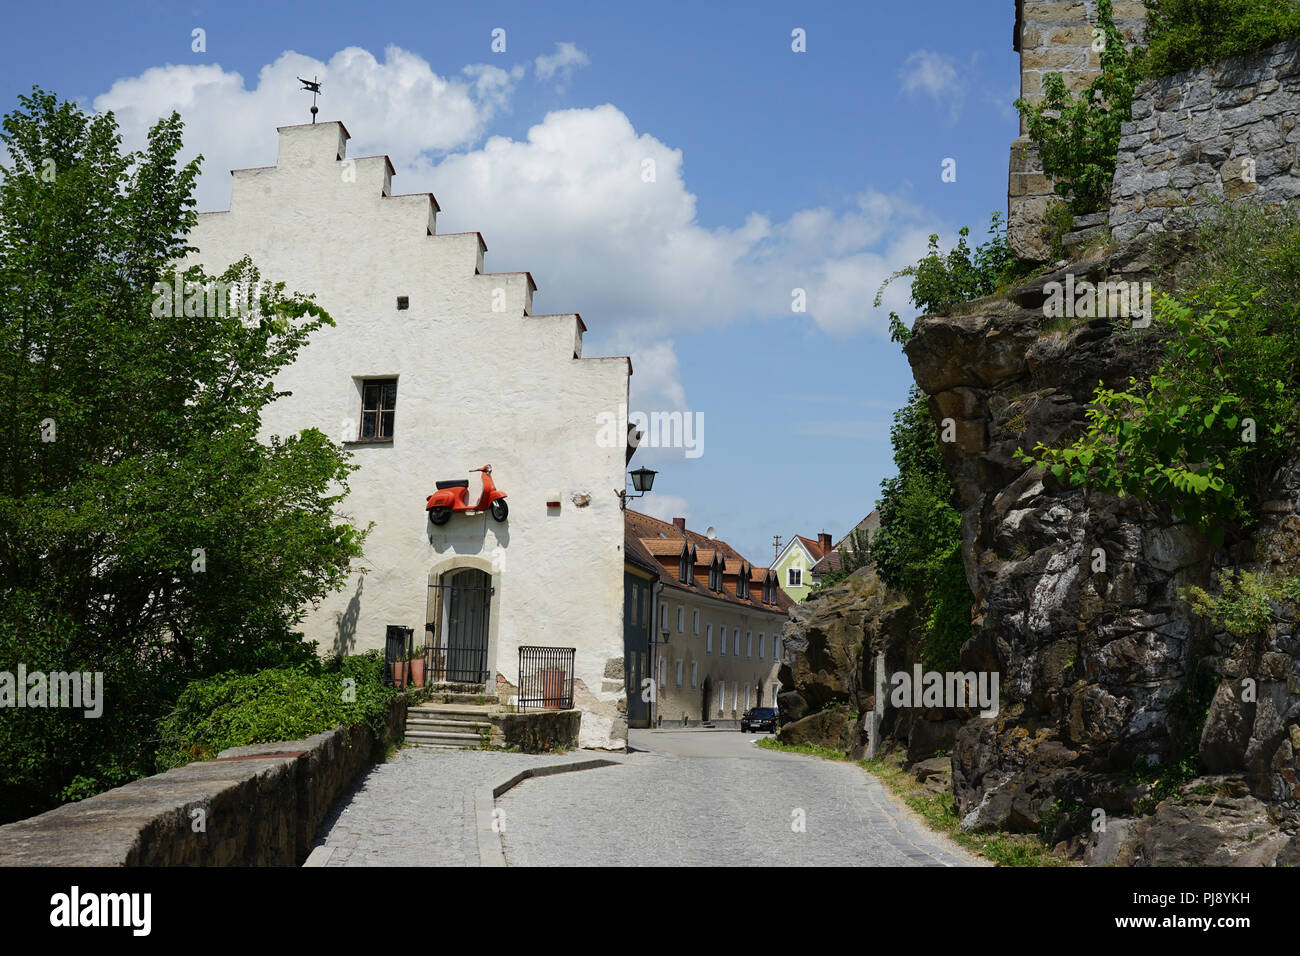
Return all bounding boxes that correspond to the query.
[0,89,365,822]
[868,388,971,668]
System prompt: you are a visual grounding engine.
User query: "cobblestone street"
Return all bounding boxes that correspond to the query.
[499,730,985,867]
[310,747,585,866]
[309,731,984,867]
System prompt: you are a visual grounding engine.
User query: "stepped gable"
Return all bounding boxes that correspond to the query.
[194,119,625,375]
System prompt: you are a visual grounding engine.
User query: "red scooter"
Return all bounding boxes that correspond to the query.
[426,464,508,525]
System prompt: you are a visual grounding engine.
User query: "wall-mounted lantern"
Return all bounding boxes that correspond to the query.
[618,467,658,510]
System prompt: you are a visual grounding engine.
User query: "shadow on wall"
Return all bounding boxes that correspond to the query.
[426,513,510,554]
[333,575,363,656]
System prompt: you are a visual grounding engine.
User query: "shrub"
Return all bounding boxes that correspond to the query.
[154,653,396,770]
[875,213,1026,319]
[1142,0,1300,78]
[1019,202,1300,547]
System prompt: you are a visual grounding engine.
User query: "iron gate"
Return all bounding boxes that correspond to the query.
[517,645,575,711]
[427,568,493,684]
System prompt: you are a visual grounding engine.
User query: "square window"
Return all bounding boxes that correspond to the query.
[396,296,409,310]
[359,378,397,440]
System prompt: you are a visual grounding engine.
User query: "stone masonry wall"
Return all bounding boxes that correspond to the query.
[1010,0,1147,260]
[0,695,406,866]
[1110,39,1300,244]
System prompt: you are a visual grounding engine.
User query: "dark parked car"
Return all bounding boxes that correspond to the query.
[741,707,778,733]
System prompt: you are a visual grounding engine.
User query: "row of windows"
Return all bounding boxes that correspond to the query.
[658,604,783,660]
[659,656,773,700]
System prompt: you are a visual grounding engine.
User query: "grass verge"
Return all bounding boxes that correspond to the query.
[758,738,1068,866]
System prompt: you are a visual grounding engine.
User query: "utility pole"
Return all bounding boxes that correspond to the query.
[772,535,782,561]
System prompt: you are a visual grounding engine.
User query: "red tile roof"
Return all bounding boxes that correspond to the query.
[795,534,828,560]
[624,510,791,615]
[811,510,881,575]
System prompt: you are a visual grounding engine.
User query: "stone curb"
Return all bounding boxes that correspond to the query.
[476,756,622,867]
[302,845,334,867]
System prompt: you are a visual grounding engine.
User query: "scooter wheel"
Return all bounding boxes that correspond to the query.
[430,507,451,526]
[491,499,508,521]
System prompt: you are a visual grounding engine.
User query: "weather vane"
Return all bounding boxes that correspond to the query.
[297,76,322,124]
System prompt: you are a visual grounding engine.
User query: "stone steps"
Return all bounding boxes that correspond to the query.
[404,702,506,749]
[407,717,494,731]
[405,729,505,748]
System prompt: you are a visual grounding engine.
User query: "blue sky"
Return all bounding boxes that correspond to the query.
[0,0,1020,565]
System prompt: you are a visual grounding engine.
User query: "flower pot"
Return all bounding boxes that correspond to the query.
[389,661,408,689]
[539,668,566,710]
[408,658,425,688]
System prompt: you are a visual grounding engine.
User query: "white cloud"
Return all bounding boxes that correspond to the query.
[534,42,590,89]
[638,493,690,525]
[93,45,939,338]
[899,50,964,121]
[95,46,522,210]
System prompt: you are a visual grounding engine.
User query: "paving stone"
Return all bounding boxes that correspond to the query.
[497,731,987,867]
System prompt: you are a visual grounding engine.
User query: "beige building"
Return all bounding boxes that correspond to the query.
[624,511,792,727]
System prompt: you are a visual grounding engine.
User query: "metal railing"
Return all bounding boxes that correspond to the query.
[517,645,575,711]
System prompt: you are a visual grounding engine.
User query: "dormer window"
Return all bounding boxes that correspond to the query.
[679,545,695,583]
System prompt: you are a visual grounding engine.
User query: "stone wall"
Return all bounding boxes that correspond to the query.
[499,708,582,752]
[0,695,406,866]
[1110,39,1300,244]
[1009,0,1147,260]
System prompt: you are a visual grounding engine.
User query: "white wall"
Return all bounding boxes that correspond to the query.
[186,122,630,749]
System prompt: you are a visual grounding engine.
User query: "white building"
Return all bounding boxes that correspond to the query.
[186,120,632,749]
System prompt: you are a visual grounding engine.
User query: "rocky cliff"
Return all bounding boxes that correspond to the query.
[901,248,1300,865]
[780,242,1300,865]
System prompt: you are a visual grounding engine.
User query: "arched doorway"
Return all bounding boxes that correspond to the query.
[429,567,493,685]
